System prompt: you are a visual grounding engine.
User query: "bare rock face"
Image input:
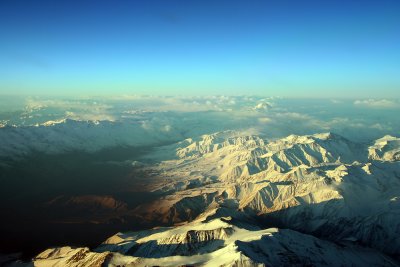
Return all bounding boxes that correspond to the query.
[34,247,112,267]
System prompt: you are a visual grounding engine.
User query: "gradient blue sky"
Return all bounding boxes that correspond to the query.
[0,0,399,97]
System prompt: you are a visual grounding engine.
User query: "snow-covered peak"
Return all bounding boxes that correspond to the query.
[279,132,345,144]
[253,102,272,111]
[369,135,400,161]
[36,118,68,127]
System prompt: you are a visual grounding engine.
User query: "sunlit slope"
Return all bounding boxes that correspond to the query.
[131,132,400,256]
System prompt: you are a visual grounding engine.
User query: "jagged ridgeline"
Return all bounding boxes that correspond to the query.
[29,131,400,266]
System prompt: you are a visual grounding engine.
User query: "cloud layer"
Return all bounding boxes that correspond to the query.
[354,99,400,109]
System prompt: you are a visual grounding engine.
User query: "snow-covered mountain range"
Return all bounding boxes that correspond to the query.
[18,130,400,266]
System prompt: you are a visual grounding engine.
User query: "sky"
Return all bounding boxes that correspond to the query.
[0,0,399,97]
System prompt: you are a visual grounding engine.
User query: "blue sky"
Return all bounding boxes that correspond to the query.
[0,0,399,97]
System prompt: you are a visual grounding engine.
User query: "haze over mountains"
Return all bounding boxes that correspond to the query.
[0,96,399,266]
[1,95,399,158]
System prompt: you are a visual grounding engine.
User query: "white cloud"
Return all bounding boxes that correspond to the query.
[354,99,399,109]
[274,112,312,120]
[370,123,392,131]
[162,125,172,132]
[330,99,343,104]
[65,111,115,122]
[258,117,273,124]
